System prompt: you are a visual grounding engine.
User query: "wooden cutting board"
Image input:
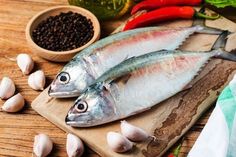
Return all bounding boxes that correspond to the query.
[32,12,236,157]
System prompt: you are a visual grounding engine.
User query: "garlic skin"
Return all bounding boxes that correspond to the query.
[0,77,15,99]
[33,134,53,157]
[28,70,45,91]
[2,93,24,112]
[66,133,84,157]
[17,53,34,75]
[107,132,133,153]
[120,121,149,142]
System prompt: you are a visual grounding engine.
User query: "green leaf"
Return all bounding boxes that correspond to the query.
[173,143,182,157]
[205,0,236,8]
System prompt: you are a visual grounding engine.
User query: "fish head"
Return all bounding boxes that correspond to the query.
[48,60,94,98]
[66,87,117,127]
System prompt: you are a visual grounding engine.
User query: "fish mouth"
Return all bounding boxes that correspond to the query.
[66,120,87,127]
[48,91,80,98]
[48,87,80,98]
[65,115,93,127]
[66,119,102,127]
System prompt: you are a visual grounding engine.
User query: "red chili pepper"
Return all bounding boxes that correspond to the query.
[131,0,202,15]
[168,154,176,157]
[124,6,219,31]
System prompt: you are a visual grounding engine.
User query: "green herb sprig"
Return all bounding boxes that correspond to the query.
[205,0,236,8]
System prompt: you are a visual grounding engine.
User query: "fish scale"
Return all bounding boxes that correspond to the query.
[49,25,221,98]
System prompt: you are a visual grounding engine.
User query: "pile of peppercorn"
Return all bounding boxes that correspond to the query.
[32,11,94,51]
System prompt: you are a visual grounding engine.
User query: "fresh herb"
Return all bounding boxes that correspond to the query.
[167,142,182,157]
[205,0,236,8]
[68,0,134,20]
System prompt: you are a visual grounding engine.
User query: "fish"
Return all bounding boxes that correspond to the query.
[65,31,235,127]
[48,25,222,98]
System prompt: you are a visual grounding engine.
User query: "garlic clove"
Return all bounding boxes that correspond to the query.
[2,93,24,112]
[0,76,15,100]
[17,53,34,75]
[66,133,84,157]
[28,70,46,91]
[107,132,133,153]
[120,121,149,142]
[33,134,53,157]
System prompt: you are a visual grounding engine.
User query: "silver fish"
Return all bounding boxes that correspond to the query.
[66,47,236,127]
[49,26,221,98]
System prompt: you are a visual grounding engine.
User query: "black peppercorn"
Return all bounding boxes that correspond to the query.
[32,11,94,51]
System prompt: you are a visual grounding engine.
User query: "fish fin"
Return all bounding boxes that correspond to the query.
[92,74,132,91]
[111,73,131,85]
[211,30,230,50]
[213,49,236,61]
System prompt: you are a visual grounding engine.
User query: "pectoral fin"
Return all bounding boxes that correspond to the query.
[111,73,132,85]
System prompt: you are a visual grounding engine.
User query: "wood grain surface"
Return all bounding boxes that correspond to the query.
[0,0,236,157]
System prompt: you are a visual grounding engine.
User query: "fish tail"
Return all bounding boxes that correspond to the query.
[210,30,235,61]
[213,49,236,62]
[212,30,230,50]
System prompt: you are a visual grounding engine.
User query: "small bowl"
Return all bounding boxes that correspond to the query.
[26,6,100,62]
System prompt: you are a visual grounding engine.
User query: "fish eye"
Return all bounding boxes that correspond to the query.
[58,72,70,84]
[75,101,88,113]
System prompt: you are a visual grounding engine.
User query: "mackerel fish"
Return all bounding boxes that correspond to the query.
[49,26,221,98]
[65,31,236,127]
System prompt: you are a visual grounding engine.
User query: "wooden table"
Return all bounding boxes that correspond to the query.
[0,1,235,156]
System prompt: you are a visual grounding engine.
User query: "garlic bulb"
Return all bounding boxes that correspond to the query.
[28,70,46,91]
[66,133,84,157]
[17,53,34,75]
[0,76,15,99]
[2,93,24,112]
[33,134,53,157]
[120,121,149,142]
[107,132,133,153]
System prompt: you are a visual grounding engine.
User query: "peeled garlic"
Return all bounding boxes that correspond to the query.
[28,70,45,91]
[2,93,24,112]
[66,133,84,157]
[107,132,133,153]
[120,121,149,142]
[0,76,15,99]
[17,53,34,75]
[33,134,53,157]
